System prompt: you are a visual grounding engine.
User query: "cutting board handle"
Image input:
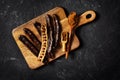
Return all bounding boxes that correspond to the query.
[78,10,96,27]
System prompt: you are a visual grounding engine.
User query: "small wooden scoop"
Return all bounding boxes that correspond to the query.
[61,32,69,52]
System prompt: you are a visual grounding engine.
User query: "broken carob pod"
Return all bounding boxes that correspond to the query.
[23,28,41,50]
[19,35,39,56]
[37,25,48,62]
[52,14,61,49]
[34,22,41,36]
[46,15,54,58]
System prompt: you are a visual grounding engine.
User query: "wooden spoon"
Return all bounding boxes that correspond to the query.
[65,12,79,59]
[65,10,96,59]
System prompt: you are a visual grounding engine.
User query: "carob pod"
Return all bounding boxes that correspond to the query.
[44,14,61,59]
[37,25,48,62]
[34,21,49,63]
[34,22,41,36]
[23,28,41,50]
[52,14,61,49]
[46,15,54,58]
[19,35,39,56]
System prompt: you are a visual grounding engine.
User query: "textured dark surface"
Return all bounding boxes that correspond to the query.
[0,0,120,80]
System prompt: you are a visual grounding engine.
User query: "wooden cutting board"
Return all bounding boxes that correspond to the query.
[12,7,96,69]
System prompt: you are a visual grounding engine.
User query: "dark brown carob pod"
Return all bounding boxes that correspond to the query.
[46,14,54,58]
[19,35,39,56]
[52,14,61,49]
[23,28,41,50]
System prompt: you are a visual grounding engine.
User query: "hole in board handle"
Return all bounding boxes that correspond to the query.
[86,14,92,19]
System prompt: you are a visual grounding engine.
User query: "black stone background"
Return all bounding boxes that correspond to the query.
[0,0,120,80]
